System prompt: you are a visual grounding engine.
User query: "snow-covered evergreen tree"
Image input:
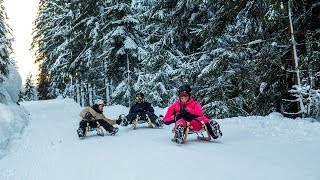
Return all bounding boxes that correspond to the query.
[32,0,74,98]
[66,0,105,105]
[0,3,13,83]
[287,0,320,118]
[36,67,52,100]
[136,0,212,106]
[0,3,18,105]
[97,0,145,106]
[23,74,38,101]
[31,0,319,118]
[193,1,292,118]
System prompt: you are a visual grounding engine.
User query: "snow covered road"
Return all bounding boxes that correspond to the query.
[0,99,319,180]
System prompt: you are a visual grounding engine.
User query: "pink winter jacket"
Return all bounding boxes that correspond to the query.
[163,98,210,124]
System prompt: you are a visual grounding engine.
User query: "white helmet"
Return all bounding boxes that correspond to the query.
[94,99,106,106]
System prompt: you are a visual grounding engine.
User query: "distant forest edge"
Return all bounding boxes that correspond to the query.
[10,1,320,119]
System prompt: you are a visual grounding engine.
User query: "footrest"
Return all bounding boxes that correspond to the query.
[197,136,211,141]
[88,127,96,132]
[137,120,146,124]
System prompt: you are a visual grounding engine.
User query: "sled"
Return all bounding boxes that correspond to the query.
[187,121,211,141]
[131,114,154,130]
[172,120,222,144]
[84,121,104,137]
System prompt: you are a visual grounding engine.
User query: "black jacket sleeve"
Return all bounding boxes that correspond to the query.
[129,104,138,113]
[144,102,154,113]
[129,102,154,114]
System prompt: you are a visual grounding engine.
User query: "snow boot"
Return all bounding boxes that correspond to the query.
[77,128,85,139]
[109,127,119,135]
[154,115,164,127]
[206,120,222,139]
[173,124,185,144]
[119,114,128,126]
[96,127,104,136]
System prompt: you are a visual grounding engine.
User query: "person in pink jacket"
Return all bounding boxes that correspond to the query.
[163,84,222,143]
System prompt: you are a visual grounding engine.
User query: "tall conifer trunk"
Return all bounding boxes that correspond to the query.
[283,0,305,117]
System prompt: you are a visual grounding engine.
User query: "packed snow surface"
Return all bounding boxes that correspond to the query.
[0,99,319,180]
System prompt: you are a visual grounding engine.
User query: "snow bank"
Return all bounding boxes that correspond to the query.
[0,64,29,159]
[220,112,320,143]
[2,65,22,103]
[0,103,29,159]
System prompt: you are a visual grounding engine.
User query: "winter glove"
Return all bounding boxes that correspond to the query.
[180,108,188,116]
[174,115,182,122]
[116,119,122,125]
[118,114,128,126]
[180,108,196,122]
[137,108,144,116]
[137,108,144,113]
[85,112,93,119]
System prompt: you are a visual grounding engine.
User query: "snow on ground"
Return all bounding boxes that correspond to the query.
[0,98,320,180]
[0,103,29,159]
[0,63,29,159]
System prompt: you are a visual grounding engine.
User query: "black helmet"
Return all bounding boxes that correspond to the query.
[136,92,144,99]
[178,84,191,96]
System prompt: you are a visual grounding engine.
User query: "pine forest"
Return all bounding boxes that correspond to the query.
[21,0,320,119]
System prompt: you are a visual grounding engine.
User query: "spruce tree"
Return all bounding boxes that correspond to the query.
[97,0,145,106]
[138,0,211,106]
[32,0,74,98]
[0,3,13,83]
[23,74,38,101]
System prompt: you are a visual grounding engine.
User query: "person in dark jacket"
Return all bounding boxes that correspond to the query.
[122,92,162,127]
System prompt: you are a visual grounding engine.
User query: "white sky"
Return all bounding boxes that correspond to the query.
[3,0,39,84]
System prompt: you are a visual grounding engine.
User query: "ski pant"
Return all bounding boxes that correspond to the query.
[164,117,210,131]
[176,119,209,131]
[79,119,114,133]
[126,112,158,124]
[164,117,216,136]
